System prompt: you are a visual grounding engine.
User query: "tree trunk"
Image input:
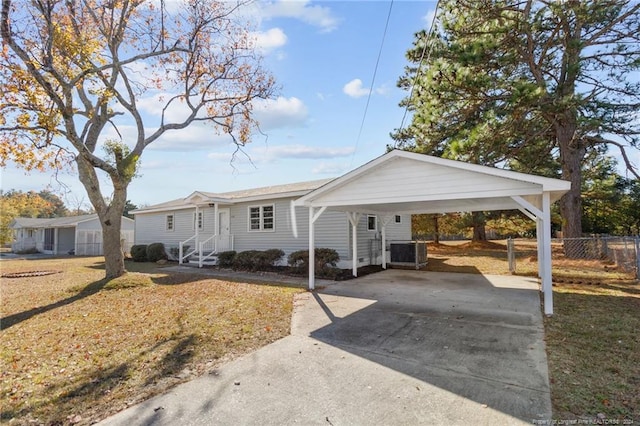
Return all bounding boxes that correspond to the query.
[432,214,440,244]
[557,119,587,258]
[558,147,584,239]
[471,211,487,241]
[76,155,128,279]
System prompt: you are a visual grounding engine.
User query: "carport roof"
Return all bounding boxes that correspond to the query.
[295,150,571,215]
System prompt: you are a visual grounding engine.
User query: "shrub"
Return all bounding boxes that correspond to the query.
[147,243,168,262]
[130,245,148,262]
[217,250,236,268]
[15,247,40,255]
[288,248,339,272]
[287,250,308,269]
[315,248,339,268]
[264,248,285,266]
[231,249,284,271]
[232,250,264,271]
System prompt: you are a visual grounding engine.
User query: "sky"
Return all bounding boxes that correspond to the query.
[0,0,436,210]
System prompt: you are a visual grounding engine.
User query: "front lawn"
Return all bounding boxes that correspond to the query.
[1,257,300,425]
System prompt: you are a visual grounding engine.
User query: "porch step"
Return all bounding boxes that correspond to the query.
[186,253,218,267]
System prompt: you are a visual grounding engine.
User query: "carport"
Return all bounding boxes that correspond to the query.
[294,150,571,315]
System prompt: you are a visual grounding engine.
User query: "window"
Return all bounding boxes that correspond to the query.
[395,215,402,224]
[193,211,203,230]
[166,214,174,231]
[249,205,275,231]
[367,215,377,231]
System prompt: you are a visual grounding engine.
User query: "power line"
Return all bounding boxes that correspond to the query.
[349,0,394,168]
[396,0,441,148]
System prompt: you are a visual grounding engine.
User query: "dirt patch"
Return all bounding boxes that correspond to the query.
[1,270,61,278]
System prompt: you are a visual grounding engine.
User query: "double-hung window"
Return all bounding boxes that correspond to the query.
[249,205,275,231]
[166,214,174,231]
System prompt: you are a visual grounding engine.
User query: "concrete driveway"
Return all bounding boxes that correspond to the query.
[99,270,552,425]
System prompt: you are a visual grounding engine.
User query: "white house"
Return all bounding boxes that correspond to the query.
[131,179,412,269]
[132,150,571,314]
[10,214,135,256]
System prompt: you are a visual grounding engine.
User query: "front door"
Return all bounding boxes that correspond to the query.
[218,209,231,251]
[44,228,55,252]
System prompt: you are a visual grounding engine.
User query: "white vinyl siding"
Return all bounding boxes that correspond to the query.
[134,207,216,249]
[229,198,349,262]
[349,213,412,264]
[132,197,408,267]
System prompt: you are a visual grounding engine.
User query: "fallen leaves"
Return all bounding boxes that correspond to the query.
[0,257,300,425]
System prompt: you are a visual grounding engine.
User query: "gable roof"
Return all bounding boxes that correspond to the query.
[10,214,135,229]
[132,178,335,214]
[295,150,571,214]
[10,214,98,229]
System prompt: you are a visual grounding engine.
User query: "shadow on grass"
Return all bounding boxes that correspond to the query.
[145,335,198,386]
[423,257,486,274]
[151,274,211,286]
[1,334,200,424]
[0,279,109,331]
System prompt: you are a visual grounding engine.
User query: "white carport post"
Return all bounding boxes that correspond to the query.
[213,203,219,252]
[195,205,200,265]
[540,192,553,315]
[346,212,362,277]
[512,194,554,315]
[380,215,394,269]
[536,218,543,279]
[308,206,327,290]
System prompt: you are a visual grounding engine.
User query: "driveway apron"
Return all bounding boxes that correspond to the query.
[98,270,552,425]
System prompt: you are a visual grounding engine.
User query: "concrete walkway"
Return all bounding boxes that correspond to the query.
[98,270,552,425]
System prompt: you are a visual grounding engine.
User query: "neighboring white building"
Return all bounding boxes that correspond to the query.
[10,214,135,256]
[130,179,412,269]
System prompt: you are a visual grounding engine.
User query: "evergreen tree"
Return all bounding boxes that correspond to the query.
[393,0,640,242]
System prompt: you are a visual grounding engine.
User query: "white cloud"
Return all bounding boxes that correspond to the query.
[253,96,309,130]
[103,123,234,152]
[207,144,354,164]
[251,27,288,54]
[312,161,350,175]
[343,79,370,98]
[375,83,391,96]
[260,144,354,160]
[261,0,340,33]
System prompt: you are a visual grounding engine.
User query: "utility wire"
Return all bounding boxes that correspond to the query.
[349,0,394,168]
[396,0,441,147]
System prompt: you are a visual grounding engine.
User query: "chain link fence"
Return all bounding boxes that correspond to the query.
[555,236,639,277]
[508,236,639,278]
